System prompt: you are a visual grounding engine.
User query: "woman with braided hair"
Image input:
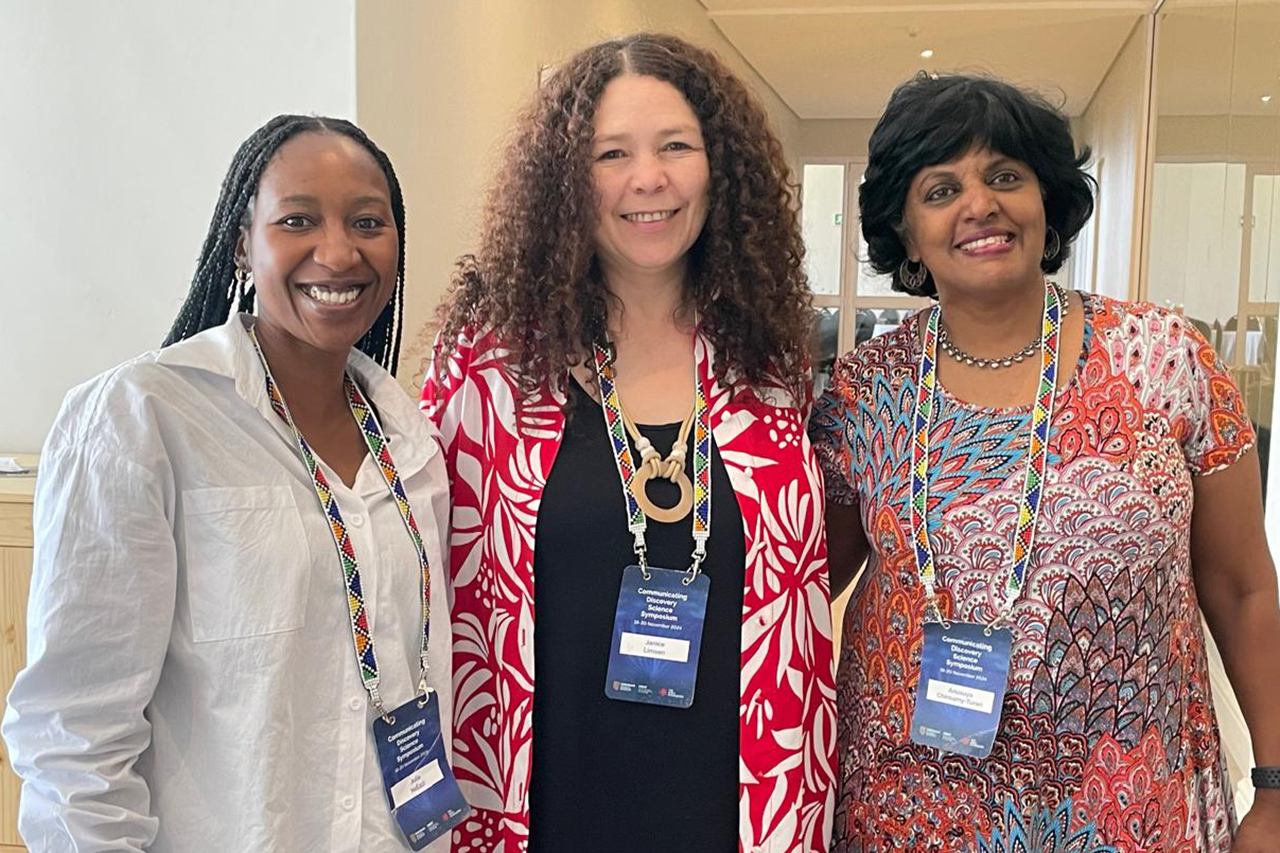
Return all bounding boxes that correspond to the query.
[422,32,834,853]
[3,115,458,852]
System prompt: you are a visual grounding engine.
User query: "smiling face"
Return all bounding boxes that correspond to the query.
[900,145,1047,298]
[238,132,398,357]
[589,74,711,284]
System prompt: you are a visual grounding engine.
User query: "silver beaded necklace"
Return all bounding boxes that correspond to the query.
[937,284,1070,370]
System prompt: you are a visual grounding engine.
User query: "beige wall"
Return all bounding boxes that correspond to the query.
[1073,18,1150,301]
[355,0,801,390]
[796,119,877,161]
[1156,114,1280,162]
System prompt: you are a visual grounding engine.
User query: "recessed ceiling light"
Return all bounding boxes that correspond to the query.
[921,49,935,59]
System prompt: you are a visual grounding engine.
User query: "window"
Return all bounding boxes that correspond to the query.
[801,160,930,392]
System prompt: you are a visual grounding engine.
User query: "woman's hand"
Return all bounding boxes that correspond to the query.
[1233,790,1280,852]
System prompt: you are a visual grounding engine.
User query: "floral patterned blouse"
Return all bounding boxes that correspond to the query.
[423,327,836,852]
[809,294,1255,853]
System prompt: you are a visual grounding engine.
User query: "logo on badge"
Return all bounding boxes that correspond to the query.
[659,687,668,697]
[612,681,620,690]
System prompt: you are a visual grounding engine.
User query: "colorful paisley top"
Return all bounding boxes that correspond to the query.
[809,294,1254,853]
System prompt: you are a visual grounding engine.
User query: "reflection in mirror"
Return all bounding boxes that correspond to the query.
[1146,2,1280,814]
[1148,0,1280,500]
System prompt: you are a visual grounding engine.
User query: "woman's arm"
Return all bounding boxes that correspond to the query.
[1,437,176,851]
[827,501,869,599]
[1189,446,1280,850]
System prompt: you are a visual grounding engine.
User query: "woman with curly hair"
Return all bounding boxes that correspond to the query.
[422,31,834,853]
[809,73,1280,852]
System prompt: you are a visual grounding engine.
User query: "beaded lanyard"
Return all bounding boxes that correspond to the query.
[249,329,431,721]
[592,340,711,582]
[910,284,1063,628]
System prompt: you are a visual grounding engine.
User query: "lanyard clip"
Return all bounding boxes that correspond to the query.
[923,594,950,628]
[684,539,707,585]
[634,533,651,579]
[984,609,1011,636]
[369,683,395,726]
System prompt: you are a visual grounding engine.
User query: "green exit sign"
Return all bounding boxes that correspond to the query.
[834,213,843,225]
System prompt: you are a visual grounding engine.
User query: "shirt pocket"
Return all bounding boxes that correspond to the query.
[183,485,312,643]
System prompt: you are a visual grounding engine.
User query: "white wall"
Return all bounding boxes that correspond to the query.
[0,0,357,452]
[1074,19,1150,301]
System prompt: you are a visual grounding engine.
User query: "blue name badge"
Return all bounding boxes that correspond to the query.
[372,691,471,850]
[605,565,710,709]
[909,621,1013,759]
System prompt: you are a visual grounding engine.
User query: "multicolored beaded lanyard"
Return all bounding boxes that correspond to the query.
[910,284,1064,629]
[592,339,712,583]
[249,328,431,722]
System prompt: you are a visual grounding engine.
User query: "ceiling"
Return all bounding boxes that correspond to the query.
[700,0,1150,119]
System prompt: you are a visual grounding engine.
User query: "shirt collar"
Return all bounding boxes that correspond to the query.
[155,314,435,475]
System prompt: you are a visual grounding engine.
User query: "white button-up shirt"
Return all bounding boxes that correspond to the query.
[3,315,453,853]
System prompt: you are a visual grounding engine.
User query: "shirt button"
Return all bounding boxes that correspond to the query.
[349,697,363,711]
[349,513,365,527]
[342,795,356,811]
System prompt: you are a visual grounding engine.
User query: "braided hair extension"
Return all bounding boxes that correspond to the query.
[163,114,407,373]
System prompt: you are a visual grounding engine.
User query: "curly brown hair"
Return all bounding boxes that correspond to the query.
[433,32,812,404]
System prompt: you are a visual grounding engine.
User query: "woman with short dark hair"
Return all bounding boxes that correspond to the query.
[859,74,1094,300]
[810,73,1280,852]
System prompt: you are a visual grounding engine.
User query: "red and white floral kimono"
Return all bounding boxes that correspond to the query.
[421,326,836,853]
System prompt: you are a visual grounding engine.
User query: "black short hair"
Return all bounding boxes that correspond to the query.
[164,114,407,372]
[860,73,1095,297]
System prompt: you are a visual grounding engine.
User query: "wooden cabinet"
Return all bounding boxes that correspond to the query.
[0,455,35,851]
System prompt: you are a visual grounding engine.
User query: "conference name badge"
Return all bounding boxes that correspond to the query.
[605,565,710,709]
[909,621,1013,759]
[373,691,471,849]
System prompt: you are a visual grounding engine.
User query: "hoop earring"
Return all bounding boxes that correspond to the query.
[1043,227,1061,262]
[898,259,929,291]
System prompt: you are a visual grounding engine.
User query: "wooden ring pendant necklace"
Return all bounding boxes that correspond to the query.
[593,342,697,523]
[621,404,696,523]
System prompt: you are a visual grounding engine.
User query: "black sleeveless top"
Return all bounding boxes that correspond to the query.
[527,377,744,852]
